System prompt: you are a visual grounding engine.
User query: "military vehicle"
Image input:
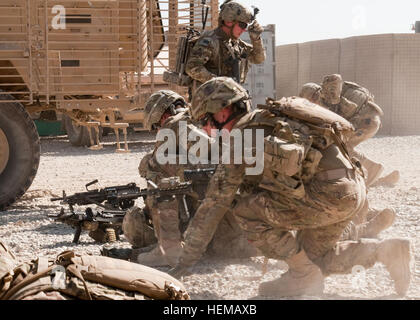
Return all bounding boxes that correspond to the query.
[0,0,219,209]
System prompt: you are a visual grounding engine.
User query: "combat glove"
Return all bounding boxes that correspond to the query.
[248,21,264,41]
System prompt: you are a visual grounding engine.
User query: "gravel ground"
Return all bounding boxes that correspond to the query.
[0,132,419,300]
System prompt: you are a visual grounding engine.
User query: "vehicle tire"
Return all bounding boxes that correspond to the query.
[0,95,40,210]
[63,115,102,147]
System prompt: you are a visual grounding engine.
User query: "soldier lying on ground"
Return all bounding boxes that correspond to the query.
[299,74,400,188]
[169,77,413,298]
[113,90,256,267]
[0,241,189,300]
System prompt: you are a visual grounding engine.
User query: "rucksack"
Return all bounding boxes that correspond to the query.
[1,251,189,300]
[163,29,202,87]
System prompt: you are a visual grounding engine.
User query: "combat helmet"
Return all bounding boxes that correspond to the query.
[0,241,18,284]
[321,74,343,104]
[191,77,250,121]
[144,90,187,130]
[299,83,322,104]
[219,0,253,26]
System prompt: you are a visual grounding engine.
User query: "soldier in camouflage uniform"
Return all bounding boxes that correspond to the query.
[185,0,265,96]
[124,90,192,267]
[299,75,398,237]
[169,77,412,297]
[123,90,255,268]
[299,74,400,188]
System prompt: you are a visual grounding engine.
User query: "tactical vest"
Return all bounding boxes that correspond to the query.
[0,251,189,300]
[235,97,358,198]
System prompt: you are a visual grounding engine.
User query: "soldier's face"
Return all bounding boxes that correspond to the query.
[213,105,234,124]
[159,111,171,127]
[203,105,235,136]
[222,21,246,39]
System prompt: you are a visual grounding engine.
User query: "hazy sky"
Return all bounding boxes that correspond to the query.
[228,0,420,45]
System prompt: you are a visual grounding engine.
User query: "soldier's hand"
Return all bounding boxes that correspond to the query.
[248,21,264,41]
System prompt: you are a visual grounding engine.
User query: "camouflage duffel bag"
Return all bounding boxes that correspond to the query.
[0,247,189,300]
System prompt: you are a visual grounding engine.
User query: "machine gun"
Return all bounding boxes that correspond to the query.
[51,179,193,211]
[48,207,126,244]
[50,180,193,243]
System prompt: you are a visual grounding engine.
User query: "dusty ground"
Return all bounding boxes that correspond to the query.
[0,132,419,300]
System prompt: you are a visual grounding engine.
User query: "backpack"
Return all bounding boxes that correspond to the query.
[254,97,359,193]
[163,29,202,87]
[1,251,189,300]
[342,82,384,116]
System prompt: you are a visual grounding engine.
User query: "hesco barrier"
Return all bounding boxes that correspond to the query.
[276,34,420,135]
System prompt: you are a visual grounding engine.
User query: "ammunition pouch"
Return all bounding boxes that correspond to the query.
[263,135,305,177]
[301,148,323,183]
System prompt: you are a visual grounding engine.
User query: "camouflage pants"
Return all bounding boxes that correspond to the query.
[149,195,183,263]
[346,112,383,186]
[148,194,255,260]
[232,174,366,262]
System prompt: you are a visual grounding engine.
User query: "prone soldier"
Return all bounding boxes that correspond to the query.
[185,0,266,96]
[169,77,412,297]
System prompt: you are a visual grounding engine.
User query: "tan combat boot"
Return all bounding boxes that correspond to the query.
[377,238,413,296]
[371,170,400,187]
[341,208,396,241]
[361,208,396,238]
[136,246,171,267]
[258,250,325,297]
[363,160,384,187]
[136,242,183,268]
[321,238,412,296]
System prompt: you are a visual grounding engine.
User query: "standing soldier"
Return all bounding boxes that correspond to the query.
[185,0,266,96]
[299,75,400,187]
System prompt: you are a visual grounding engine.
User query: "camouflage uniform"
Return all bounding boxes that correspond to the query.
[300,75,399,187]
[178,97,366,268]
[126,90,255,267]
[185,1,265,94]
[171,77,412,297]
